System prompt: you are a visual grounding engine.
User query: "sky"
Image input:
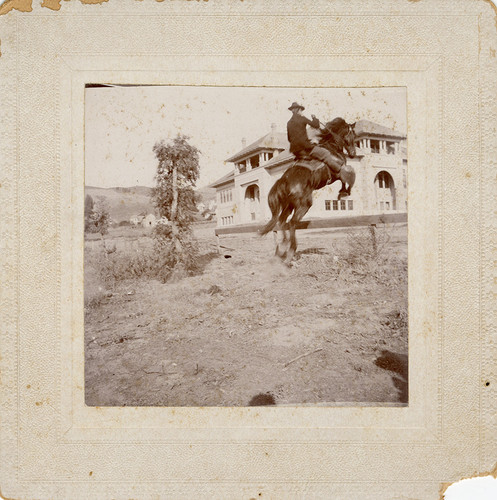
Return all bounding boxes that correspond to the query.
[85,86,407,189]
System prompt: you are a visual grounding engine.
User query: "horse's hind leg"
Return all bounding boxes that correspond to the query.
[285,204,310,265]
[275,206,292,259]
[340,164,356,197]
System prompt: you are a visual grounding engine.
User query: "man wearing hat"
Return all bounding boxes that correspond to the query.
[287,102,343,176]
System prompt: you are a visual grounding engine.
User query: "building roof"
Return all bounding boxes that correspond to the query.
[354,119,406,139]
[209,170,235,188]
[262,149,295,170]
[225,132,288,163]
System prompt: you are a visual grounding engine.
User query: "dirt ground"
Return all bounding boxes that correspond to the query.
[85,224,408,407]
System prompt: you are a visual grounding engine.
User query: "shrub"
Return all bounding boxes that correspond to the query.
[86,229,201,291]
[338,224,391,266]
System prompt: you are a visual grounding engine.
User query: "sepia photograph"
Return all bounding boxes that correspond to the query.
[84,85,408,407]
[3,1,496,497]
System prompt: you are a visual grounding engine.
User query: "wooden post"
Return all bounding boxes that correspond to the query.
[369,223,377,257]
[216,234,221,254]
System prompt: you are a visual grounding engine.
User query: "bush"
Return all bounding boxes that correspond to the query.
[338,225,391,266]
[153,225,200,281]
[325,224,407,289]
[86,228,201,291]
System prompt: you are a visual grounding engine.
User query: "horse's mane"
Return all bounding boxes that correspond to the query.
[318,117,349,146]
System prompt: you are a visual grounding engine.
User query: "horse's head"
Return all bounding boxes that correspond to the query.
[320,118,357,159]
[343,121,357,159]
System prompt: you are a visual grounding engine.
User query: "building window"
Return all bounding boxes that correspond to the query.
[385,201,390,210]
[220,189,233,204]
[340,200,346,210]
[333,200,338,210]
[377,171,391,189]
[238,161,246,173]
[370,140,380,153]
[250,155,260,169]
[380,201,384,211]
[325,200,331,210]
[348,200,353,210]
[386,142,396,154]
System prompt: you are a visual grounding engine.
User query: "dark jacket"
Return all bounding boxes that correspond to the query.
[287,114,320,155]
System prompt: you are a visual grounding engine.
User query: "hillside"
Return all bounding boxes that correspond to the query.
[196,186,216,204]
[85,186,155,222]
[85,185,216,222]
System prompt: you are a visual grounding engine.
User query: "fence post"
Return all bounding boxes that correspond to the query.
[369,223,377,257]
[216,234,221,254]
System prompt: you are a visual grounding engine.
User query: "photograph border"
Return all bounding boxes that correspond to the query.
[1,2,496,498]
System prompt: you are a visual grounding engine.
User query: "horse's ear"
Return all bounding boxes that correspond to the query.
[351,122,356,129]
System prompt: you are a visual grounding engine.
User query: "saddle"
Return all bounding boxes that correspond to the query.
[292,153,324,172]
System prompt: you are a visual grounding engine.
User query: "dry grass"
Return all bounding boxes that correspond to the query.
[84,229,217,308]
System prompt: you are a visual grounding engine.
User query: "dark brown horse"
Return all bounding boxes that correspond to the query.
[259,118,357,264]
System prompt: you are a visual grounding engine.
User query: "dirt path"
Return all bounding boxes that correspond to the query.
[85,226,408,406]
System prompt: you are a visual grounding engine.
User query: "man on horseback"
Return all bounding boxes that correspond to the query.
[287,102,354,197]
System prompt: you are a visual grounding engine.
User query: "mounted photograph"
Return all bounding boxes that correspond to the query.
[84,85,408,407]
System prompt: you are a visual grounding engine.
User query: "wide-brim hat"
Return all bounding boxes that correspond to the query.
[288,102,305,111]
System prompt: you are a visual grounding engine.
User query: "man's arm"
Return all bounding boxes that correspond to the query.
[303,114,320,129]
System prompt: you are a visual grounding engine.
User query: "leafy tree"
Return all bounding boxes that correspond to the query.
[90,196,111,236]
[152,135,201,279]
[84,194,94,232]
[85,194,94,218]
[153,134,200,228]
[85,195,110,237]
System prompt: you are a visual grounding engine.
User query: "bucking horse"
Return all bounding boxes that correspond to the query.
[259,117,357,264]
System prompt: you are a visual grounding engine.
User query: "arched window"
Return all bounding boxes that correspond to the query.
[244,184,260,222]
[374,171,396,211]
[376,171,392,189]
[244,184,260,202]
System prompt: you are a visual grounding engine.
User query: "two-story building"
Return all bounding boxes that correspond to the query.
[211,120,407,227]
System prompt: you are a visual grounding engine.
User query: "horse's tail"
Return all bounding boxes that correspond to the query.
[259,217,278,236]
[259,181,282,236]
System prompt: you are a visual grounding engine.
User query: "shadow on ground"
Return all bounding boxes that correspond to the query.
[192,251,220,275]
[295,247,329,257]
[374,350,408,403]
